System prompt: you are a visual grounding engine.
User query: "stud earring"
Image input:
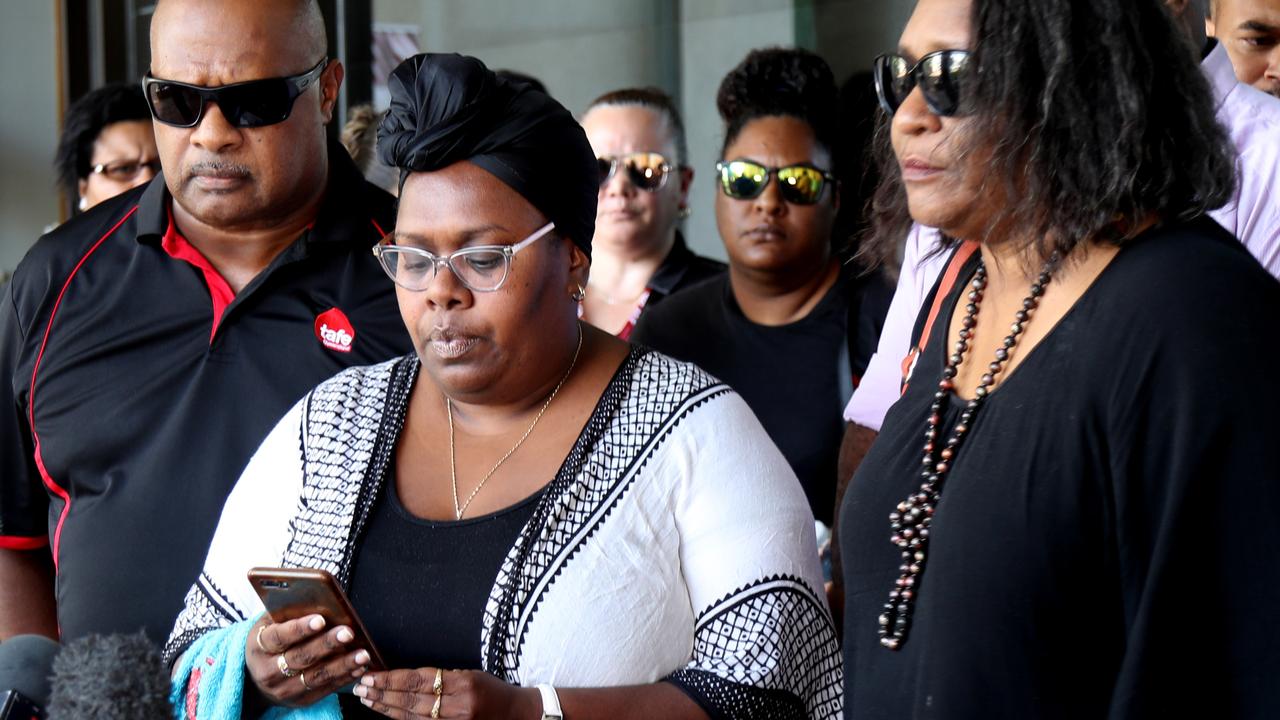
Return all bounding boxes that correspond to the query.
[678,206,691,220]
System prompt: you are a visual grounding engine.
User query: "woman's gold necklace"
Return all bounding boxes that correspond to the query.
[447,325,584,520]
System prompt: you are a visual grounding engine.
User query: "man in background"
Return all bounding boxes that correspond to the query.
[1209,0,1280,97]
[0,0,410,643]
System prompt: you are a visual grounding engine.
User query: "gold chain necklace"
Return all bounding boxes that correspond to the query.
[448,325,584,520]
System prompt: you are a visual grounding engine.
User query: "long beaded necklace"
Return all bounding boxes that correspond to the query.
[878,253,1058,651]
[448,324,584,520]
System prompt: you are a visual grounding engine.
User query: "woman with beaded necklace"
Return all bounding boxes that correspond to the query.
[840,0,1280,716]
[163,53,841,720]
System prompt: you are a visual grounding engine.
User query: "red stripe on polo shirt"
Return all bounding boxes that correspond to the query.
[28,206,139,570]
[160,216,236,342]
[0,535,47,550]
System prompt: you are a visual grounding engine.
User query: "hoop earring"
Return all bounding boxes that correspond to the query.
[571,284,586,302]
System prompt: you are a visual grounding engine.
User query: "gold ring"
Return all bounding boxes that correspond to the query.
[276,653,298,678]
[255,625,271,654]
[433,667,443,696]
[299,671,314,691]
[431,694,441,719]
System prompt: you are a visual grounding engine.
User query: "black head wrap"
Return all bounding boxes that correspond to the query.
[378,53,597,257]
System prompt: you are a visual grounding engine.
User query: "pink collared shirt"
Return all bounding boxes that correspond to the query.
[843,44,1280,432]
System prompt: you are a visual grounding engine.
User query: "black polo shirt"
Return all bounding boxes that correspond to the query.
[0,147,412,643]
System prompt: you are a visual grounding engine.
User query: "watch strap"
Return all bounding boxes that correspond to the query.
[536,683,563,720]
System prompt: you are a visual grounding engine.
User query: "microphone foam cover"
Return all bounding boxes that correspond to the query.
[0,634,60,706]
[46,632,172,720]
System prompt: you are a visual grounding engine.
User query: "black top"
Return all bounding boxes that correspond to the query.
[0,144,413,643]
[644,231,726,308]
[342,469,540,718]
[632,267,891,524]
[840,218,1280,719]
[348,466,541,670]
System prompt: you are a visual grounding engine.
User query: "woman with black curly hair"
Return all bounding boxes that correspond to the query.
[839,0,1280,716]
[633,48,892,530]
[54,83,158,213]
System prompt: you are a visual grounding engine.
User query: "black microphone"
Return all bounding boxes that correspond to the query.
[0,634,60,719]
[45,632,172,720]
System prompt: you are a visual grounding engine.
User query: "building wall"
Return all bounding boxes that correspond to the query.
[369,0,909,262]
[0,1,910,274]
[0,2,62,276]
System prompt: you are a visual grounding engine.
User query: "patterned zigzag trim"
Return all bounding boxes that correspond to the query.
[669,574,843,720]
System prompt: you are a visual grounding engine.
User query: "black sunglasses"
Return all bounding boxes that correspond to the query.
[142,59,328,129]
[715,160,835,206]
[873,50,972,117]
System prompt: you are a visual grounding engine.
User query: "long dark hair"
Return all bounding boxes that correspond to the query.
[863,0,1236,266]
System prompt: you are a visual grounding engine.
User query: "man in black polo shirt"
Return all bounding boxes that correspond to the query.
[0,0,411,644]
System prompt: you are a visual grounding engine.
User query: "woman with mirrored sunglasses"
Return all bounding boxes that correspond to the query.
[54,83,159,214]
[579,87,725,339]
[633,47,893,533]
[837,0,1280,717]
[165,53,841,720]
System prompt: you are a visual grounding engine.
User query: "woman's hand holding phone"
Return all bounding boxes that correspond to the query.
[244,613,372,707]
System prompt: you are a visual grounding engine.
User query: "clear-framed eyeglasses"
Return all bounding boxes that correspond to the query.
[372,222,556,293]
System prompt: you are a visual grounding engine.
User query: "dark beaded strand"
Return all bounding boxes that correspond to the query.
[878,254,1058,651]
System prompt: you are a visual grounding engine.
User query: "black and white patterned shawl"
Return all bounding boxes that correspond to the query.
[166,349,842,718]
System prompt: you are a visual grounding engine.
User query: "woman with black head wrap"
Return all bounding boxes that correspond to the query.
[164,53,841,720]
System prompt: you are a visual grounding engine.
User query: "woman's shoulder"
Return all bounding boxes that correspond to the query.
[631,275,731,347]
[1104,217,1279,315]
[619,347,752,422]
[626,346,729,397]
[307,354,415,409]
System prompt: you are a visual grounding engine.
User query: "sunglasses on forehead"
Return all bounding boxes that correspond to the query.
[715,160,835,206]
[873,49,972,117]
[597,152,675,192]
[141,58,328,129]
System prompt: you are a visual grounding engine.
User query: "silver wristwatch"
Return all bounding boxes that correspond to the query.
[536,683,563,720]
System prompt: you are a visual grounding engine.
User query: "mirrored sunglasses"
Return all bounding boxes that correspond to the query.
[597,152,674,192]
[142,59,328,129]
[715,160,835,205]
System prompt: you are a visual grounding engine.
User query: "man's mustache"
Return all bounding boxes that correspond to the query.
[184,161,252,183]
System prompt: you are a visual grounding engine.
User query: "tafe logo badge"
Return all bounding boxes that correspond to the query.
[314,308,356,353]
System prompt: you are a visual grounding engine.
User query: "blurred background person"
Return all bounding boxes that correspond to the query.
[840,0,1279,715]
[579,87,724,338]
[1209,0,1280,98]
[53,83,158,213]
[340,103,399,195]
[633,48,891,530]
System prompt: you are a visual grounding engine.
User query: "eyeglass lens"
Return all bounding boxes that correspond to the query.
[97,160,162,181]
[378,247,511,293]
